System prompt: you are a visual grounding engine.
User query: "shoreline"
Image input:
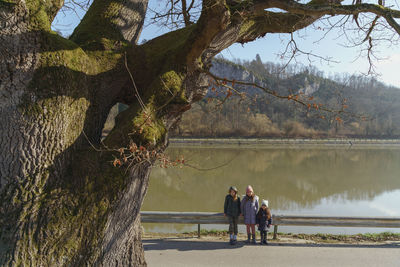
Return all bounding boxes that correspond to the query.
[169,137,400,147]
[143,231,400,244]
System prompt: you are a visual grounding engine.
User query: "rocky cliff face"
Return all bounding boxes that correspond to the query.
[210,60,257,83]
[299,77,321,96]
[209,58,322,96]
[209,59,267,95]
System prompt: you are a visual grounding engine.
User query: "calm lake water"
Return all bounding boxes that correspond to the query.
[142,144,400,234]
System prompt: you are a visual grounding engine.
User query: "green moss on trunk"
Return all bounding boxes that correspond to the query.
[26,0,63,30]
[2,3,202,264]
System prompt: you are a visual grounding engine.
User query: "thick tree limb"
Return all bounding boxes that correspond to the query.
[269,0,400,34]
[70,0,149,47]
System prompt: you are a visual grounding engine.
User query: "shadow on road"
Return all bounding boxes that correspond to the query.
[143,239,245,251]
[143,239,400,251]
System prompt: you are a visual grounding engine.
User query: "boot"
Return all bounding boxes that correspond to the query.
[259,232,264,245]
[233,234,238,244]
[263,232,268,245]
[246,233,251,243]
[252,234,256,244]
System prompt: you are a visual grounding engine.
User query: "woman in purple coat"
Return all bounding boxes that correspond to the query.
[240,185,259,244]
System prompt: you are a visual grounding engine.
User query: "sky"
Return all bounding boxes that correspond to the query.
[52,1,400,88]
[217,31,400,88]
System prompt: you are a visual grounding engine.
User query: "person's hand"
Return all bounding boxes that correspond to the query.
[224,213,226,217]
[256,224,259,227]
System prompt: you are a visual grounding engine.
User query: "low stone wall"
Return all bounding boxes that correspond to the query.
[170,138,400,146]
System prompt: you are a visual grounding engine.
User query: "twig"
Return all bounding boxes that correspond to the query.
[124,52,146,110]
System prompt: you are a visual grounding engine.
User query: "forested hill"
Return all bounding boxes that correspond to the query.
[171,56,400,138]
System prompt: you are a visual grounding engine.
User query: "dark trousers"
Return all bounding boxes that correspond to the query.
[260,230,268,241]
[228,216,238,235]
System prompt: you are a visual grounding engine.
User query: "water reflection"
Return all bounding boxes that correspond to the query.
[144,146,400,210]
[142,145,400,234]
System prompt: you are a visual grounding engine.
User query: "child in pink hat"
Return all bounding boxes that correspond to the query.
[240,185,259,244]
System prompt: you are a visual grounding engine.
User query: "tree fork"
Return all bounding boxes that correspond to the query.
[0,0,336,264]
[2,0,400,265]
[0,1,205,264]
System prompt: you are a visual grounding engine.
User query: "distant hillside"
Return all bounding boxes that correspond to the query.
[170,56,400,138]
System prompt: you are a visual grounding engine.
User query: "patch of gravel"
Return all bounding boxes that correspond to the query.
[143,232,400,245]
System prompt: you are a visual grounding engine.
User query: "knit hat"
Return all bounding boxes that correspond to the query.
[261,200,269,207]
[229,186,238,193]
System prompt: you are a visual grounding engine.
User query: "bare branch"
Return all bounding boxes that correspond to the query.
[203,69,370,121]
[124,52,146,110]
[270,1,400,35]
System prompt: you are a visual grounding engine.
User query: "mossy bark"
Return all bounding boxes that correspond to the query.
[0,0,154,265]
[0,0,331,265]
[0,0,205,264]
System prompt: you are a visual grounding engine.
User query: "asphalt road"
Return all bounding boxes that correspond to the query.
[144,237,400,267]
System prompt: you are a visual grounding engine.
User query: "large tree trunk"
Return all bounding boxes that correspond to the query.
[0,0,331,264]
[1,0,206,264]
[0,0,156,265]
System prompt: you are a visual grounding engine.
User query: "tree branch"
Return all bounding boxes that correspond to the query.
[70,0,149,47]
[204,69,368,122]
[270,1,400,35]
